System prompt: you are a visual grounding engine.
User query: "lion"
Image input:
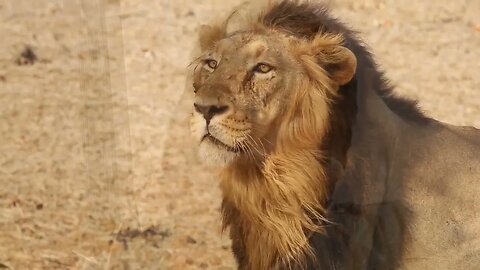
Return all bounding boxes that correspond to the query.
[188,1,480,269]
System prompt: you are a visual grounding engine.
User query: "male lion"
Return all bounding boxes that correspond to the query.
[188,1,480,269]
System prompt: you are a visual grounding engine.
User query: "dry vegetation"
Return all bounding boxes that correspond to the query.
[0,0,478,269]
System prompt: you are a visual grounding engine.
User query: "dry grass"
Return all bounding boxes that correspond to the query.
[0,0,478,269]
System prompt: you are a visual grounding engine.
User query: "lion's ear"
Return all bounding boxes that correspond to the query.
[304,34,357,86]
[198,24,225,51]
[323,46,356,86]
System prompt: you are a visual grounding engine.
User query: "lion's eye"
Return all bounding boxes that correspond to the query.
[205,59,217,70]
[254,63,273,74]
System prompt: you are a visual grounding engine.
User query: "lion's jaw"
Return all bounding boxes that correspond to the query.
[190,105,279,166]
[190,107,250,166]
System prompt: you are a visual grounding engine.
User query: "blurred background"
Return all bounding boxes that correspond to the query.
[0,0,478,269]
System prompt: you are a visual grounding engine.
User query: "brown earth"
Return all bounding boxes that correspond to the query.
[0,0,478,269]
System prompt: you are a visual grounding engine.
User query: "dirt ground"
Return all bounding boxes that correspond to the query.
[0,0,478,269]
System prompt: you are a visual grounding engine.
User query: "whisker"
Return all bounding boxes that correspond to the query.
[246,134,266,158]
[256,137,268,156]
[242,137,257,162]
[193,62,201,74]
[239,140,255,161]
[245,134,260,154]
[187,55,203,68]
[244,135,260,156]
[263,138,274,147]
[245,138,265,163]
[244,142,257,162]
[250,126,275,147]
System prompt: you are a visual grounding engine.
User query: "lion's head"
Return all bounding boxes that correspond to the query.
[190,23,356,166]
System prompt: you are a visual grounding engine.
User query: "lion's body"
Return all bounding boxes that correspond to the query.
[311,85,480,269]
[189,1,480,269]
[398,124,480,269]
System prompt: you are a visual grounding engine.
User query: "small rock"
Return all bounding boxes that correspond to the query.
[186,236,197,244]
[16,46,37,65]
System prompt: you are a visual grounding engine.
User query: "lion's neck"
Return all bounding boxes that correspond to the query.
[220,148,329,269]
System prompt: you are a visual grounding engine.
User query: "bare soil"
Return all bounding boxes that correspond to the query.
[0,0,478,269]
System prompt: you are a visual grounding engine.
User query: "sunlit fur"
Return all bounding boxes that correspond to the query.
[189,3,357,269]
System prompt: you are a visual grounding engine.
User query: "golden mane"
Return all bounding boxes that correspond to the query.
[217,35,351,269]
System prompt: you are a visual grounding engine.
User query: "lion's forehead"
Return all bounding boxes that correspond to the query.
[215,33,285,64]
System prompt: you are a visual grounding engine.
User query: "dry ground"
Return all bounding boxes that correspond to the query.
[0,0,478,269]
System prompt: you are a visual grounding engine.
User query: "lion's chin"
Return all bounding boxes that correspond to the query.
[198,139,239,166]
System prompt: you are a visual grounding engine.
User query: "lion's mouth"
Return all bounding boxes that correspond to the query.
[202,134,240,153]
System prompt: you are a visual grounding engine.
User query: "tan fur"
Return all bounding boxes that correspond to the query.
[189,4,356,269]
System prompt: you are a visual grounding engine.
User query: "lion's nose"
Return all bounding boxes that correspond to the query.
[194,103,229,123]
